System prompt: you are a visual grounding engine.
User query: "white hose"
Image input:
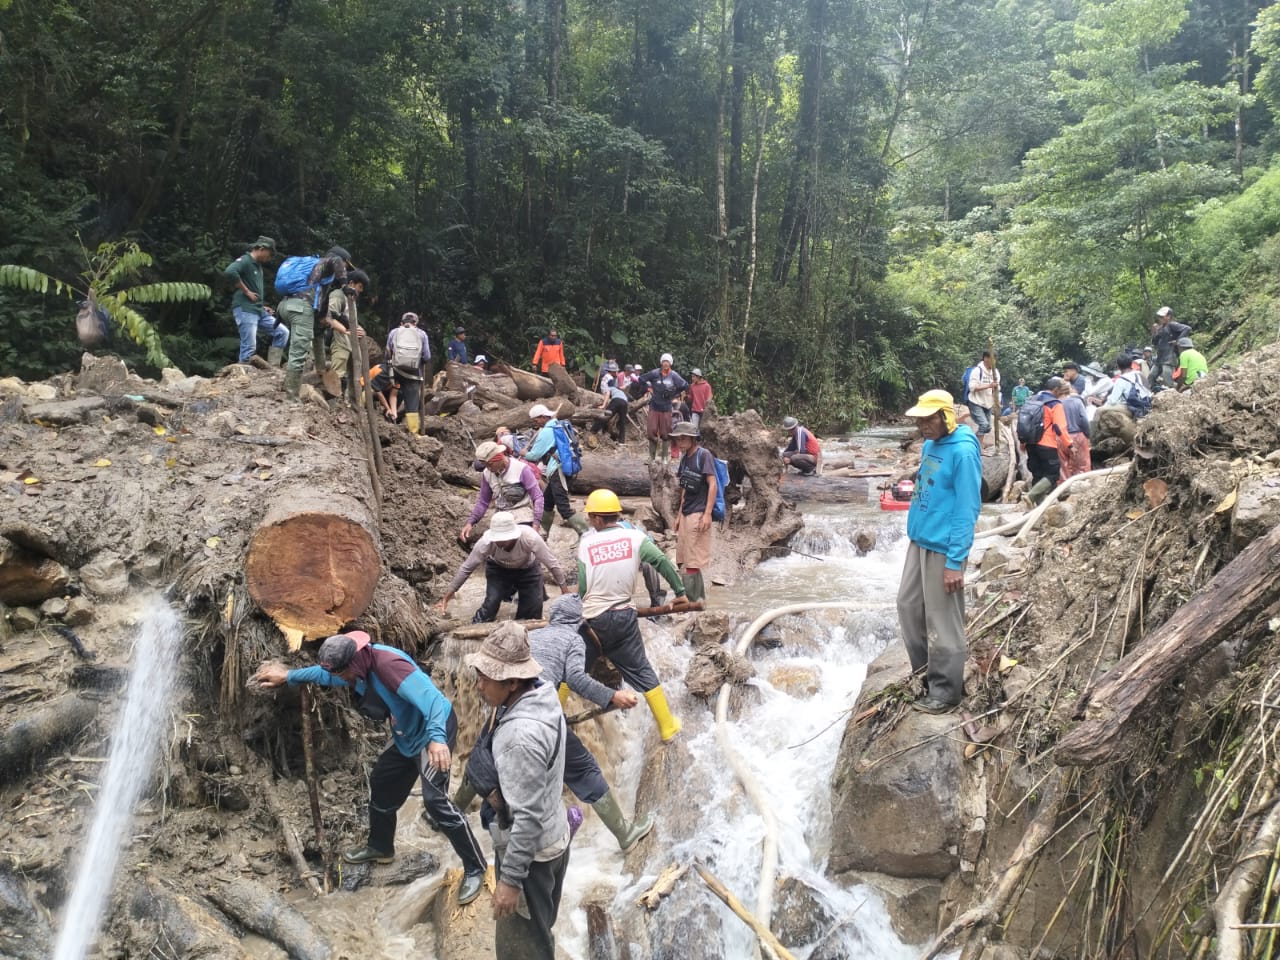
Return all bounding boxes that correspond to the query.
[713,600,897,949]
[974,464,1129,542]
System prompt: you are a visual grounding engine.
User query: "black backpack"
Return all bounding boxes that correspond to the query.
[1016,395,1054,444]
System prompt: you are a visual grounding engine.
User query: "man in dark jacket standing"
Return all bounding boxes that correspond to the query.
[1151,306,1191,389]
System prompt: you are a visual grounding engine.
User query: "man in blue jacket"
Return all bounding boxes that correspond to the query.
[897,390,982,713]
[252,631,487,903]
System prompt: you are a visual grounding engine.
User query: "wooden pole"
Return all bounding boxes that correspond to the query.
[694,862,797,960]
[299,687,330,892]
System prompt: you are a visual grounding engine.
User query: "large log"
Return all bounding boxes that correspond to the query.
[1055,522,1280,765]
[567,455,652,497]
[204,877,332,960]
[0,694,99,785]
[779,474,873,504]
[245,491,381,648]
[546,362,580,397]
[980,444,1013,502]
[489,361,555,400]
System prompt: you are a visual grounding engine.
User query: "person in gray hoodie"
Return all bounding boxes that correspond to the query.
[466,622,570,960]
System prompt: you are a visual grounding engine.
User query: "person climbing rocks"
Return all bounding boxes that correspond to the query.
[279,245,352,400]
[1024,376,1073,503]
[687,369,712,430]
[447,326,469,364]
[1174,336,1208,388]
[781,416,821,475]
[594,377,630,443]
[964,350,1000,448]
[385,311,431,434]
[1055,378,1091,479]
[1151,306,1192,389]
[250,633,488,905]
[457,595,654,853]
[897,390,982,714]
[523,404,588,534]
[638,354,689,462]
[473,354,489,371]
[462,623,570,959]
[532,328,567,373]
[578,489,689,741]
[436,511,571,623]
[323,269,369,384]
[225,236,289,366]
[462,441,545,540]
[671,421,717,603]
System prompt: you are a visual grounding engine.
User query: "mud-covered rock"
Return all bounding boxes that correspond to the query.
[1230,473,1280,547]
[0,539,70,605]
[24,397,110,425]
[684,641,755,699]
[79,553,129,596]
[38,596,68,619]
[79,353,132,394]
[64,596,95,626]
[979,543,1028,577]
[10,607,40,632]
[850,872,941,944]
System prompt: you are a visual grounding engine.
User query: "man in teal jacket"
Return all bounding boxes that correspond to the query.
[897,390,982,713]
[252,631,487,903]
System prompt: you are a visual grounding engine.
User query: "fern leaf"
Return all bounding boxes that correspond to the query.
[100,242,153,289]
[123,282,212,304]
[0,264,54,295]
[100,300,174,369]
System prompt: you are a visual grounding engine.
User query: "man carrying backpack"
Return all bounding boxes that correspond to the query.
[385,312,431,434]
[1105,354,1152,415]
[462,441,545,540]
[1019,377,1073,504]
[225,236,290,366]
[964,351,1000,452]
[523,404,589,535]
[671,421,717,603]
[277,246,353,400]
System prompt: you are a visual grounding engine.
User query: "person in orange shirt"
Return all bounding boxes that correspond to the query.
[1024,376,1074,504]
[532,329,567,373]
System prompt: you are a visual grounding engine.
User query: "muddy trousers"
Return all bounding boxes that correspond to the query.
[494,845,570,960]
[896,543,967,706]
[366,711,486,875]
[278,297,315,374]
[563,727,608,804]
[544,472,573,522]
[475,562,545,623]
[585,609,660,693]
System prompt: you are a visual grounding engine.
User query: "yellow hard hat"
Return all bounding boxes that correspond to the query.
[585,489,622,515]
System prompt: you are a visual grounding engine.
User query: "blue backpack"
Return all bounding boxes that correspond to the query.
[274,255,336,307]
[960,365,977,405]
[711,457,729,521]
[551,421,582,477]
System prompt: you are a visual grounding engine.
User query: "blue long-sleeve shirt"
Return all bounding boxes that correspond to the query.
[287,644,451,757]
[906,426,982,570]
[524,419,563,477]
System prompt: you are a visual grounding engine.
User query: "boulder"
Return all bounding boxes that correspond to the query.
[845,872,941,945]
[80,554,130,597]
[854,528,877,555]
[1231,473,1280,548]
[38,597,68,619]
[1040,502,1074,528]
[65,596,95,626]
[160,367,187,388]
[768,665,821,698]
[1091,406,1136,459]
[22,397,109,426]
[0,540,70,606]
[980,543,1029,577]
[10,607,41,632]
[78,353,132,394]
[25,383,57,401]
[685,610,730,647]
[772,876,838,951]
[0,377,25,395]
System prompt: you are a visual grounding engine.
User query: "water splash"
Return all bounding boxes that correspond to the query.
[52,600,184,960]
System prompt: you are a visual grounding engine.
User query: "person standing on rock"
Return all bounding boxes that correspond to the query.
[447,326,469,364]
[523,404,588,535]
[964,351,1000,452]
[898,390,982,714]
[1023,376,1073,503]
[225,236,290,366]
[463,441,545,539]
[251,632,488,904]
[436,512,572,623]
[464,623,570,960]
[638,354,689,463]
[1151,306,1192,389]
[532,328,567,373]
[671,421,717,603]
[687,369,712,430]
[385,311,431,435]
[578,489,689,741]
[781,416,821,475]
[277,246,352,400]
[1055,379,1091,479]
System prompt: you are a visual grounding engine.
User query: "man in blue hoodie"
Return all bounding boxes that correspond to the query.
[251,632,488,904]
[897,390,982,713]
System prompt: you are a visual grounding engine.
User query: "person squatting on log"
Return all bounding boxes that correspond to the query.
[524,404,589,535]
[278,245,352,400]
[456,595,654,852]
[436,512,572,623]
[781,415,822,475]
[898,390,982,714]
[323,269,368,381]
[578,489,689,741]
[463,441,545,540]
[638,354,689,463]
[532,328,567,373]
[671,421,717,603]
[225,236,289,365]
[594,376,630,443]
[385,311,432,435]
[251,632,488,904]
[464,623,571,960]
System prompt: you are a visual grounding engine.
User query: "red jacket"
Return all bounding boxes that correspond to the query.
[688,380,712,412]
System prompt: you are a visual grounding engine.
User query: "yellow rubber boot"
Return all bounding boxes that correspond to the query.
[558,683,570,709]
[643,686,682,742]
[404,412,420,435]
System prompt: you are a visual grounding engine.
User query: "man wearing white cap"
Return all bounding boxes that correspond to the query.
[435,512,572,622]
[523,404,588,534]
[461,441,544,540]
[897,390,982,713]
[638,353,688,462]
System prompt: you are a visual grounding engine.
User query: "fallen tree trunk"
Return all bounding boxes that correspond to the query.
[129,878,241,960]
[979,443,1012,502]
[244,490,382,649]
[778,474,872,504]
[1213,799,1280,960]
[205,877,332,960]
[567,456,651,497]
[0,694,99,784]
[1055,522,1280,766]
[489,362,555,400]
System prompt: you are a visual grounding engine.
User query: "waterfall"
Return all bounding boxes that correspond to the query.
[52,600,184,960]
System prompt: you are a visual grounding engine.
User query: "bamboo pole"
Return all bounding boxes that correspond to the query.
[694,862,797,960]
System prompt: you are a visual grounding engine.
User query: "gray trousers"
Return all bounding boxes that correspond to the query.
[896,542,967,705]
[495,846,570,960]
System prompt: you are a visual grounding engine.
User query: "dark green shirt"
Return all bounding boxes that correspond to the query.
[224,253,265,316]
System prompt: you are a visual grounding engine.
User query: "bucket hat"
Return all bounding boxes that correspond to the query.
[465,622,543,680]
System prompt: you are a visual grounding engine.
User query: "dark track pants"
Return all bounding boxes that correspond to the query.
[494,845,571,960]
[394,374,422,414]
[591,397,629,442]
[584,608,660,693]
[474,561,544,623]
[545,471,573,521]
[367,709,486,874]
[563,727,608,804]
[1027,444,1062,488]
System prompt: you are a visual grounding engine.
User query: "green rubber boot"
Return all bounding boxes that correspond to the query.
[284,369,302,401]
[567,512,589,535]
[541,511,555,536]
[267,345,285,367]
[1025,477,1053,507]
[592,790,655,852]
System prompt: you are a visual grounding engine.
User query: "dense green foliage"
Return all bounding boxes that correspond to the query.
[1,0,1277,425]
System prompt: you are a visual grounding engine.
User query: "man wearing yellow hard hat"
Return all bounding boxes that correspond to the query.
[897,389,982,713]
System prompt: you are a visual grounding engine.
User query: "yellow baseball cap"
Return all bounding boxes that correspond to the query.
[905,389,955,417]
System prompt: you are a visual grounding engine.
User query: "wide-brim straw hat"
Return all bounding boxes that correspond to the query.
[465,621,543,680]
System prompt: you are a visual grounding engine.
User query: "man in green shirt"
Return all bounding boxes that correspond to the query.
[225,236,289,365]
[1011,378,1031,410]
[1174,336,1208,389]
